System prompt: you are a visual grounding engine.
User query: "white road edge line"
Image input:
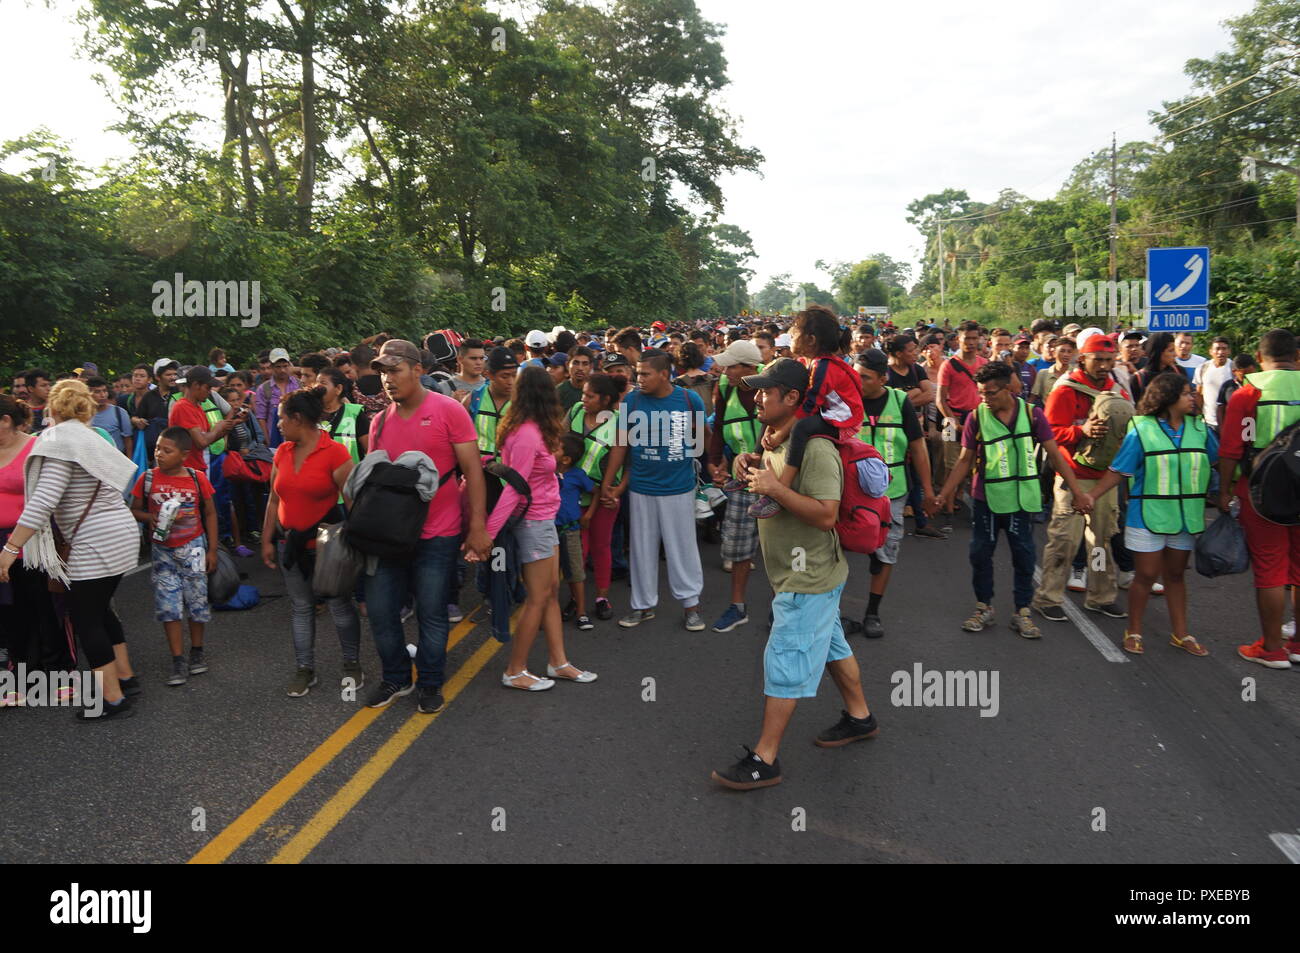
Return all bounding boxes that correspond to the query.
[1269,833,1300,864]
[1033,567,1128,664]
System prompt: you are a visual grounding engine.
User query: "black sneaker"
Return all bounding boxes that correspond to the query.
[575,615,594,631]
[188,647,208,675]
[594,598,612,620]
[1036,605,1068,622]
[862,614,885,639]
[561,600,579,621]
[118,676,143,697]
[366,681,414,708]
[416,686,445,714]
[76,696,134,721]
[711,746,782,791]
[815,710,879,748]
[1086,602,1127,619]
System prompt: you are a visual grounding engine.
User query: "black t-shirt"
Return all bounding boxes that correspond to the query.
[862,389,922,443]
[886,363,928,425]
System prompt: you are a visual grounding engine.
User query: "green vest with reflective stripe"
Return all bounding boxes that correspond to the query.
[569,402,620,505]
[475,388,510,457]
[321,402,362,463]
[976,399,1041,514]
[858,387,909,499]
[1245,369,1300,448]
[717,370,762,455]
[1130,415,1210,534]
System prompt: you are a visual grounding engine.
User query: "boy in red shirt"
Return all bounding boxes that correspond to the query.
[131,427,218,686]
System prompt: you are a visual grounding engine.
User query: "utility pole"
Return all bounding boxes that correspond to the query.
[1108,132,1118,331]
[936,217,945,309]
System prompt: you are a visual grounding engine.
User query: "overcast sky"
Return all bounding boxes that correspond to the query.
[1,0,1258,292]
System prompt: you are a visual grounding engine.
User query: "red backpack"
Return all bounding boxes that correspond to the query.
[811,436,892,554]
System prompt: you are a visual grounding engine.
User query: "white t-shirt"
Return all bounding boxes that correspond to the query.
[1194,359,1233,427]
[1176,353,1207,382]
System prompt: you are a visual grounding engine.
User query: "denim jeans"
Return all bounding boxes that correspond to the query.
[477,531,523,642]
[209,452,232,540]
[969,499,1037,610]
[905,462,929,529]
[366,534,461,688]
[278,541,360,670]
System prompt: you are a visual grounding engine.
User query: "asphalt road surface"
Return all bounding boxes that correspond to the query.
[3,509,1298,864]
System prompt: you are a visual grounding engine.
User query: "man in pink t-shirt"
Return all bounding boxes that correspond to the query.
[935,320,988,510]
[363,339,491,715]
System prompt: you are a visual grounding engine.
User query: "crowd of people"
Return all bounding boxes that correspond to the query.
[0,312,1296,792]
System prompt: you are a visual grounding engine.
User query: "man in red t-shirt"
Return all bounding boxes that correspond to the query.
[936,321,988,507]
[1217,328,1300,669]
[168,365,238,472]
[362,339,492,715]
[1032,334,1130,621]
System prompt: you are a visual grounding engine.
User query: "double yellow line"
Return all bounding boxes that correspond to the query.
[190,612,506,864]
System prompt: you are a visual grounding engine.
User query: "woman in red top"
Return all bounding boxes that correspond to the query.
[261,387,360,698]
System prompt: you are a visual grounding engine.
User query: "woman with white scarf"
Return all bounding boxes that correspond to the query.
[0,380,141,720]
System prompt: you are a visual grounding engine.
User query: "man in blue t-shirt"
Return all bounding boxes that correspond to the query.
[600,349,708,632]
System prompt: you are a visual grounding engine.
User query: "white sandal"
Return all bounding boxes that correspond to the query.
[501,669,554,691]
[547,661,598,683]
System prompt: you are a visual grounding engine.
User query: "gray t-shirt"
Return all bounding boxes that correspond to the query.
[757,437,846,594]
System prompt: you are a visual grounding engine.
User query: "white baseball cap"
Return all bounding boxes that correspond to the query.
[713,340,763,367]
[153,357,179,375]
[525,330,549,348]
[547,325,568,344]
[775,333,793,348]
[268,347,292,364]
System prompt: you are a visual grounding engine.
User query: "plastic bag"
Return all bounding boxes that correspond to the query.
[312,522,363,599]
[207,546,242,605]
[1194,509,1250,578]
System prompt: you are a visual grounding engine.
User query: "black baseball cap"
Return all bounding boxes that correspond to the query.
[176,365,213,386]
[855,349,889,373]
[486,346,519,373]
[742,357,807,393]
[601,352,630,369]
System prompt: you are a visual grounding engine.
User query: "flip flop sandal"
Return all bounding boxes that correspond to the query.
[1169,633,1208,657]
[1123,632,1144,655]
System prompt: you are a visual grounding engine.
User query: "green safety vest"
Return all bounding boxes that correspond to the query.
[975,399,1041,514]
[1129,414,1209,534]
[858,387,909,499]
[1245,369,1300,448]
[717,370,762,455]
[475,388,510,457]
[320,402,363,463]
[569,402,621,505]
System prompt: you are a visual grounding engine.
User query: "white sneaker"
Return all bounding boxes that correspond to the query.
[1152,582,1165,595]
[1067,569,1087,592]
[1283,620,1296,638]
[722,559,734,572]
[1117,570,1134,590]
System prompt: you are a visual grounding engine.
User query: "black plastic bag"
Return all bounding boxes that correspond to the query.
[1194,511,1250,578]
[207,546,242,605]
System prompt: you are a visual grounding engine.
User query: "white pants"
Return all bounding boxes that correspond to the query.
[629,490,704,611]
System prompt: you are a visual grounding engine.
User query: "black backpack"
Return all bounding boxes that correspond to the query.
[482,459,531,542]
[1248,420,1300,526]
[345,407,455,559]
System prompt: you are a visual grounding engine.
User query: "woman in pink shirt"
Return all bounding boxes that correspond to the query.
[488,367,596,691]
[0,395,66,694]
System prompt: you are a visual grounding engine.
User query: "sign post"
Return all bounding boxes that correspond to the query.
[1145,246,1210,333]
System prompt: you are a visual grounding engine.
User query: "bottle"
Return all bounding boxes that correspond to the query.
[153,498,180,542]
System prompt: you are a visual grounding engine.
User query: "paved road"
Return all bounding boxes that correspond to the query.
[3,510,1298,864]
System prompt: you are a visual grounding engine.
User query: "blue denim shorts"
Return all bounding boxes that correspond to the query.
[763,581,851,699]
[1125,525,1196,553]
[151,539,211,623]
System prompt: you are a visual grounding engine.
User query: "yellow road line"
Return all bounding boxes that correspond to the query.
[189,614,480,864]
[269,635,504,864]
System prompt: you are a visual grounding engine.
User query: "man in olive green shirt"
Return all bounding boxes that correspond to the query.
[711,358,878,791]
[556,346,593,411]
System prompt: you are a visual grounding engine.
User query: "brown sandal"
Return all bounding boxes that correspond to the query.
[1169,633,1209,657]
[1123,631,1144,655]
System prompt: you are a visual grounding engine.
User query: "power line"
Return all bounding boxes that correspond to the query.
[1159,81,1300,142]
[1151,50,1300,126]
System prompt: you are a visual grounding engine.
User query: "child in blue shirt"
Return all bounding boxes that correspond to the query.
[556,433,597,630]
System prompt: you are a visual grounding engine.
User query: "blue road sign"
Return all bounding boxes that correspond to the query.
[1147,246,1210,332]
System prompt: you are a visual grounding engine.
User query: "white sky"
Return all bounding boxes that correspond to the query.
[1,0,1258,292]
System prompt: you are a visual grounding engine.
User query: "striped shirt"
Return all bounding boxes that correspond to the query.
[17,457,139,581]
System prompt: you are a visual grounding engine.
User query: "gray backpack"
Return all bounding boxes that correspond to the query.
[1060,378,1134,470]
